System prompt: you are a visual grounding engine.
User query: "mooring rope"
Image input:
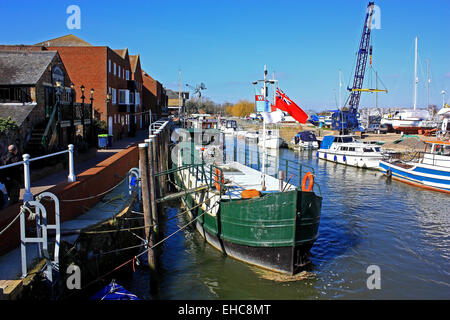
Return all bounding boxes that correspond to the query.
[71,199,220,295]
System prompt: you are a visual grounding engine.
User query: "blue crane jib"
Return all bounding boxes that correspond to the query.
[332,2,375,132]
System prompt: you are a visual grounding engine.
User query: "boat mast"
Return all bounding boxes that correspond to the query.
[261,65,267,190]
[339,69,342,109]
[426,59,430,107]
[414,36,418,110]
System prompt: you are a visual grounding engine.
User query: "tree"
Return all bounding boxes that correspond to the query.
[226,100,255,117]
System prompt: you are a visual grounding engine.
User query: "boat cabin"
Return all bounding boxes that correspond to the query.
[294,131,317,144]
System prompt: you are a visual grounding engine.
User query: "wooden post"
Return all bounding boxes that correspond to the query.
[153,132,161,198]
[145,138,159,236]
[138,143,155,269]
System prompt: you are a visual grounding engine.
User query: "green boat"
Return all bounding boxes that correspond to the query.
[171,128,322,275]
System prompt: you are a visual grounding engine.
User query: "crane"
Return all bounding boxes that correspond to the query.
[332,2,386,133]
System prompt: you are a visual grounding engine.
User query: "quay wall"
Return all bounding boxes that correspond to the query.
[0,146,139,256]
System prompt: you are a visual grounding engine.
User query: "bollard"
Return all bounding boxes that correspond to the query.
[22,154,33,202]
[145,138,159,235]
[278,170,285,191]
[138,143,155,269]
[67,144,76,182]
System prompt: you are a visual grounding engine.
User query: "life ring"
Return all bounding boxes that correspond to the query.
[214,168,224,191]
[302,172,314,192]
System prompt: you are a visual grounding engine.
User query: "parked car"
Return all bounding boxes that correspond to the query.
[377,124,388,134]
[365,123,380,133]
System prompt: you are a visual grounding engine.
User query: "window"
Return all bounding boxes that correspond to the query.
[135,92,140,106]
[112,88,117,104]
[109,60,111,73]
[118,66,121,78]
[118,89,129,104]
[129,92,135,105]
[363,148,374,153]
[348,147,355,152]
[114,63,116,75]
[125,70,130,80]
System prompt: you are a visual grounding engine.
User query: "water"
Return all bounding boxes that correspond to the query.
[125,138,450,300]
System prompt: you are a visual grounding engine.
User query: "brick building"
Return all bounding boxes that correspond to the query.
[142,70,168,120]
[0,34,167,141]
[0,50,91,155]
[35,35,145,140]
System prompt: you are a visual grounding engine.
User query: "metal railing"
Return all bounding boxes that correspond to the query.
[232,147,321,195]
[0,144,76,202]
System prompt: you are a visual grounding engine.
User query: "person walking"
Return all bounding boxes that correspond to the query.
[2,144,21,204]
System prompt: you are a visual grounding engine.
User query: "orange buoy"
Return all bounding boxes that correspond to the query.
[241,189,261,199]
[301,172,314,192]
[214,168,224,191]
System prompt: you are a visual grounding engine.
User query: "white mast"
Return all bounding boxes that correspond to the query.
[414,36,418,110]
[426,59,430,107]
[338,69,342,109]
[261,65,267,190]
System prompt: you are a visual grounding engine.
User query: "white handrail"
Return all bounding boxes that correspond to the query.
[0,144,76,202]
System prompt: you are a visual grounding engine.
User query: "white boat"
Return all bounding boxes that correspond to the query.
[379,140,450,193]
[245,131,259,141]
[236,130,247,138]
[258,129,284,149]
[391,109,434,133]
[291,131,319,150]
[316,135,385,169]
[221,120,237,135]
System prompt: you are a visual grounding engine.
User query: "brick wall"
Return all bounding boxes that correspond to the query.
[0,146,139,256]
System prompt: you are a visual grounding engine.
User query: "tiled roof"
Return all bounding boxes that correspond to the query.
[0,103,37,127]
[113,49,128,59]
[0,51,57,85]
[142,70,155,81]
[35,34,92,47]
[129,55,139,72]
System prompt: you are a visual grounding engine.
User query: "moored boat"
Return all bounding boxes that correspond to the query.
[317,135,385,169]
[258,129,284,149]
[291,131,319,150]
[172,128,322,274]
[379,140,450,193]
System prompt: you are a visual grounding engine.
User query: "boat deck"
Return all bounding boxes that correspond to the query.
[216,162,296,199]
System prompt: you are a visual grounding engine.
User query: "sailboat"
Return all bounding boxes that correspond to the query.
[391,36,435,133]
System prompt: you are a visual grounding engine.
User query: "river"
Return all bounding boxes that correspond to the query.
[124,137,449,300]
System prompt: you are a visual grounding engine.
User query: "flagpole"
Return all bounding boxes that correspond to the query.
[261,65,267,191]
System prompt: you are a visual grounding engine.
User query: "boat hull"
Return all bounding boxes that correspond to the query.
[379,160,450,194]
[177,174,322,275]
[317,150,382,169]
[258,137,283,149]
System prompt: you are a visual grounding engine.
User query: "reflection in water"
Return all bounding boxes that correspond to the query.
[125,139,450,300]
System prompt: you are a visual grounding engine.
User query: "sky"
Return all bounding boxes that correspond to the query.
[1,0,449,111]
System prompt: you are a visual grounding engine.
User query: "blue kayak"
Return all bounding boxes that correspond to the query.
[90,280,140,300]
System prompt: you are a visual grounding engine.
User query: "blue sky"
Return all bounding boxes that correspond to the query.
[1,0,449,111]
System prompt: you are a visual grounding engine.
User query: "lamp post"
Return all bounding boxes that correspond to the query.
[80,85,86,140]
[90,88,94,145]
[70,83,75,144]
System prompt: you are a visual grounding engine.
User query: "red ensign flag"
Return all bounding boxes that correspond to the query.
[275,88,308,123]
